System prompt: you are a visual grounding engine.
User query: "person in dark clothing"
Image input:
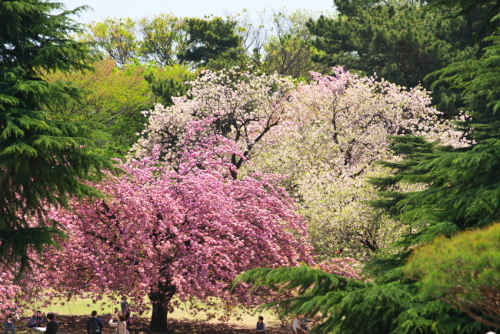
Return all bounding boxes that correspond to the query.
[120,296,130,321]
[27,311,45,328]
[87,311,104,334]
[256,316,267,334]
[45,312,58,334]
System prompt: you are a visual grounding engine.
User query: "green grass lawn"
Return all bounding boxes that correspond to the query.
[26,295,280,328]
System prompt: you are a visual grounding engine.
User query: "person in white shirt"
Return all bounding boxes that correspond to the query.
[292,315,304,334]
[109,315,127,334]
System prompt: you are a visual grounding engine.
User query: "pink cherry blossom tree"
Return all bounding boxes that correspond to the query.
[31,118,314,332]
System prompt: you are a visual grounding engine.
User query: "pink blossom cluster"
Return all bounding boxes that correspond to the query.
[0,269,21,311]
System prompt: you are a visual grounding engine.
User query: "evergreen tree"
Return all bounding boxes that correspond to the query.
[177,17,246,69]
[429,0,500,40]
[144,65,195,106]
[0,0,114,271]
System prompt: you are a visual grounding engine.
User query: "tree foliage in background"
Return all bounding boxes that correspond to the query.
[307,0,478,115]
[85,17,138,67]
[138,14,188,66]
[257,10,330,78]
[428,0,500,40]
[43,59,160,157]
[177,17,246,69]
[0,0,114,272]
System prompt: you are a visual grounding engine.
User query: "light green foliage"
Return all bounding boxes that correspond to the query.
[261,10,330,78]
[405,223,500,328]
[138,14,188,66]
[86,17,138,66]
[0,0,115,271]
[43,59,160,157]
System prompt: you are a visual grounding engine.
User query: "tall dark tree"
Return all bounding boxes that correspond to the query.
[0,0,114,272]
[177,17,246,69]
[429,0,500,40]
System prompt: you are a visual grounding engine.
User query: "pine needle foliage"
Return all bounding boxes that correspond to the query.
[236,266,486,334]
[0,0,115,272]
[177,17,245,68]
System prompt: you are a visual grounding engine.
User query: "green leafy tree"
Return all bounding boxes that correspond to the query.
[0,0,114,271]
[43,59,159,157]
[404,223,500,329]
[138,14,188,66]
[261,10,330,78]
[85,17,138,66]
[177,17,246,69]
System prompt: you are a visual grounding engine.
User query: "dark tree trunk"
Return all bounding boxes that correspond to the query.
[149,281,177,333]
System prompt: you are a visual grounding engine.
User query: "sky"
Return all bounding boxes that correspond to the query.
[60,0,336,23]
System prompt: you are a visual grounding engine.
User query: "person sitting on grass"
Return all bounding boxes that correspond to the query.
[27,310,45,328]
[256,316,267,334]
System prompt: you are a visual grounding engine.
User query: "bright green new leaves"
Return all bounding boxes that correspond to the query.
[138,14,188,66]
[43,59,161,156]
[405,223,500,329]
[86,18,139,66]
